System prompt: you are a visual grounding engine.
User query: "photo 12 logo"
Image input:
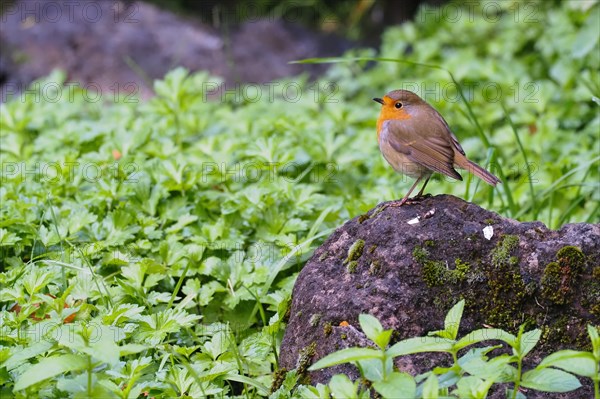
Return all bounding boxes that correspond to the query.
[1,320,126,344]
[1,161,139,184]
[418,1,540,24]
[1,81,139,104]
[199,161,338,184]
[399,82,540,104]
[201,82,339,104]
[0,1,140,24]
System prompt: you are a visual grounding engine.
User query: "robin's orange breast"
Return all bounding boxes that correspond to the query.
[376,109,411,143]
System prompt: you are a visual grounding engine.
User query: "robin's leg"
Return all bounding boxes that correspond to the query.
[414,175,432,199]
[387,176,423,207]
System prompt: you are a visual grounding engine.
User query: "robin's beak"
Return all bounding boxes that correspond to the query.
[373,98,384,105]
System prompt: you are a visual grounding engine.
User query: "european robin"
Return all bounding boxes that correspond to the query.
[373,89,500,206]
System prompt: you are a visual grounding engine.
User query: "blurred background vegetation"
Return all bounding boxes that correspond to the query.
[142,0,446,41]
[0,0,598,397]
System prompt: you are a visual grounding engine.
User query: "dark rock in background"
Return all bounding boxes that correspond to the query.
[0,0,353,101]
[280,195,599,398]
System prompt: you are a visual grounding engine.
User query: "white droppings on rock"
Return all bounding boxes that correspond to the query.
[483,225,494,240]
[407,216,420,225]
[423,208,436,219]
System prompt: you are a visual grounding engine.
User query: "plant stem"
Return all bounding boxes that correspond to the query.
[594,357,599,399]
[501,101,537,219]
[168,261,191,309]
[512,358,522,399]
[87,355,93,397]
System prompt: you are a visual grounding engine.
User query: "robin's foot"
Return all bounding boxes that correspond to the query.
[415,193,433,200]
[388,194,432,207]
[387,197,409,207]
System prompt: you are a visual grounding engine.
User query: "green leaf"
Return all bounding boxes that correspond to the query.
[456,376,494,399]
[202,330,230,360]
[387,336,454,358]
[13,354,87,391]
[4,340,54,371]
[521,368,582,392]
[454,328,516,350]
[517,329,541,358]
[372,371,416,398]
[421,374,439,399]
[165,214,198,234]
[461,355,515,382]
[329,374,359,398]
[505,389,527,399]
[308,348,382,371]
[537,350,597,378]
[357,357,390,383]
[0,228,20,245]
[119,344,148,356]
[458,347,515,382]
[57,325,121,366]
[588,325,600,358]
[359,314,383,341]
[374,329,393,351]
[358,314,391,349]
[443,299,464,340]
[225,373,269,396]
[435,368,461,390]
[295,384,331,399]
[456,376,484,399]
[572,5,600,58]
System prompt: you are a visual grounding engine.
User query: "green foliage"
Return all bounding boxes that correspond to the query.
[310,300,600,398]
[309,312,417,398]
[1,65,335,396]
[1,1,599,397]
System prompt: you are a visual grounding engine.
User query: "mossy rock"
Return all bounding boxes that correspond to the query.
[281,195,599,398]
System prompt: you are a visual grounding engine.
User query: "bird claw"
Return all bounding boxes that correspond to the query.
[374,194,432,213]
[388,193,432,207]
[387,199,408,208]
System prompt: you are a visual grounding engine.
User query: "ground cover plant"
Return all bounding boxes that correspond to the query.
[0,1,598,397]
[305,300,600,398]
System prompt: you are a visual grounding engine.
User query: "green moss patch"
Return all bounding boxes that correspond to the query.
[484,235,526,329]
[344,239,365,265]
[413,246,470,287]
[346,260,358,274]
[541,246,586,305]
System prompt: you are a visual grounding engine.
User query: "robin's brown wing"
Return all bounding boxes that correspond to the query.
[383,119,463,181]
[434,112,466,156]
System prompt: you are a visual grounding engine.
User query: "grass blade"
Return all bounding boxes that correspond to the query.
[501,101,537,218]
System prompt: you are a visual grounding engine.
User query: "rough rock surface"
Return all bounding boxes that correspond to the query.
[280,195,599,398]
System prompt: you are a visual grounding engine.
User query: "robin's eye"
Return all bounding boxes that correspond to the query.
[395,102,403,109]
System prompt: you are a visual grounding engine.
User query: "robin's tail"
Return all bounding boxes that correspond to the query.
[455,156,501,186]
